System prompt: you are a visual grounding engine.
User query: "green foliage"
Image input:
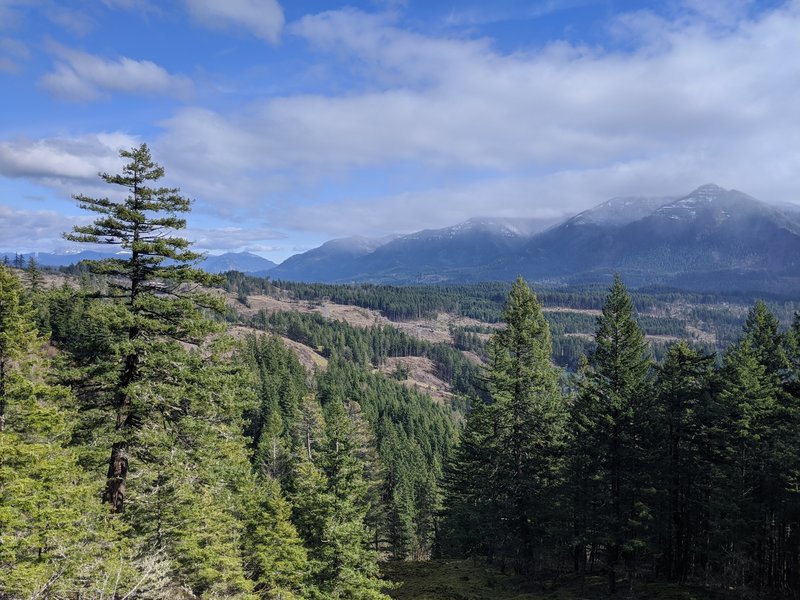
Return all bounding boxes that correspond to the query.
[9,236,800,600]
[258,310,482,400]
[0,266,136,598]
[241,475,309,599]
[570,275,654,591]
[652,341,718,581]
[444,277,567,572]
[65,143,226,514]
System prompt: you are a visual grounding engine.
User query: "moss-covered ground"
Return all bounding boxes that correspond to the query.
[382,560,727,600]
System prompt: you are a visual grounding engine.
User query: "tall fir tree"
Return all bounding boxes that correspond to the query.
[571,275,653,593]
[445,277,567,573]
[65,143,220,512]
[61,145,263,596]
[713,301,794,590]
[241,474,310,599]
[653,341,717,581]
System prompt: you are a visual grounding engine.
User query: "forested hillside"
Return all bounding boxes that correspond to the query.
[3,145,800,599]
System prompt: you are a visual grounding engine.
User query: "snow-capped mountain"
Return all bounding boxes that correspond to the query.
[268,185,800,293]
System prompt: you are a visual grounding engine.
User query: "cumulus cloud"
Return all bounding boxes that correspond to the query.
[0,132,139,188]
[40,45,193,101]
[183,0,284,44]
[5,2,800,244]
[0,204,90,252]
[146,2,800,237]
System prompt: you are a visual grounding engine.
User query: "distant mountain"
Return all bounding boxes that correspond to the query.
[1,250,276,275]
[271,217,560,283]
[568,195,676,227]
[269,185,800,294]
[1,250,122,267]
[200,252,276,274]
[8,186,799,294]
[269,236,391,281]
[508,184,800,290]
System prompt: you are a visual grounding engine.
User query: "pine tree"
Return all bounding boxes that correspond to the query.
[442,399,499,559]
[712,301,793,590]
[444,277,567,572]
[487,277,567,571]
[573,275,652,593]
[25,256,43,292]
[317,399,390,599]
[653,341,717,581]
[128,340,258,598]
[0,266,38,429]
[242,475,310,599]
[65,143,220,513]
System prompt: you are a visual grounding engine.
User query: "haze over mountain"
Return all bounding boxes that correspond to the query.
[269,185,800,294]
[8,185,800,294]
[196,252,277,274]
[268,217,559,283]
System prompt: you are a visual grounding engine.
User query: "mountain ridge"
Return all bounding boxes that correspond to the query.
[270,184,800,294]
[7,185,800,294]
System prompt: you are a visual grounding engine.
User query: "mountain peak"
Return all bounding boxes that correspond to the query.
[655,184,762,218]
[690,183,728,196]
[568,195,675,227]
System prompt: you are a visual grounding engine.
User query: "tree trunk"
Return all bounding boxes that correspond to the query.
[103,349,138,512]
[104,441,129,511]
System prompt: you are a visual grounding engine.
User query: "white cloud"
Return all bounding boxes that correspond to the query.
[6,2,800,243]
[40,45,193,101]
[150,2,800,236]
[187,225,286,252]
[183,0,284,44]
[0,132,138,183]
[0,204,90,252]
[0,37,28,72]
[47,8,93,36]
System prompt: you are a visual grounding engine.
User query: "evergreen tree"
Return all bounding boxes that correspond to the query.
[712,301,794,590]
[0,266,38,428]
[242,475,309,599]
[290,396,390,599]
[653,341,717,581]
[442,399,500,559]
[445,277,567,572]
[127,339,258,598]
[0,266,134,598]
[487,277,567,571]
[25,256,43,292]
[317,399,390,599]
[571,275,653,593]
[65,143,220,512]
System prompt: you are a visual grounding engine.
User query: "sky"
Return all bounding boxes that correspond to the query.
[0,0,798,262]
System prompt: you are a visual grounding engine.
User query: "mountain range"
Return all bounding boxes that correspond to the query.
[7,185,800,294]
[268,184,800,294]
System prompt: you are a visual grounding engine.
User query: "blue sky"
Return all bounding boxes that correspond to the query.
[1,0,798,262]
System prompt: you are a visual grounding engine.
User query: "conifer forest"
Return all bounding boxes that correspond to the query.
[3,145,800,600]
